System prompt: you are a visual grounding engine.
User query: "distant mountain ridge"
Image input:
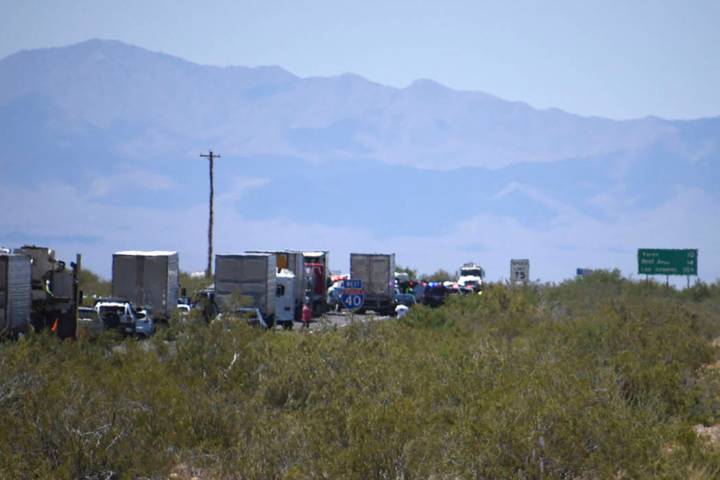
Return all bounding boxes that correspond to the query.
[2,39,715,171]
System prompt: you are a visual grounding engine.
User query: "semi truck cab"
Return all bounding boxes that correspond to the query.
[458,263,485,293]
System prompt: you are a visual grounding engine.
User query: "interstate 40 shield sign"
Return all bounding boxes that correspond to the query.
[341,279,365,310]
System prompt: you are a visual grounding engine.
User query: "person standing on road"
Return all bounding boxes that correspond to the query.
[301,302,312,330]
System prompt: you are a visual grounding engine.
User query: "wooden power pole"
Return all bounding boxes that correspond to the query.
[200,150,220,279]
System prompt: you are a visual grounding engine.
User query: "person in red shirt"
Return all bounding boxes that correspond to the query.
[301,302,312,330]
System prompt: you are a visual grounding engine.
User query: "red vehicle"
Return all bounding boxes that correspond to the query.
[303,251,330,316]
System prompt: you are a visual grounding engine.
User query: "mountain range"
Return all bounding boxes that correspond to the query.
[1,39,718,281]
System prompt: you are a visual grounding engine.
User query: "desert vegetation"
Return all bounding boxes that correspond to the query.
[2,271,720,479]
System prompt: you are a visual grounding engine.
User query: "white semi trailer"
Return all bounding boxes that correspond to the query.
[112,251,179,320]
[350,253,396,315]
[215,253,277,327]
[247,250,306,321]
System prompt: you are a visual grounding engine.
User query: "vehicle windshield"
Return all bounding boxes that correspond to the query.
[99,306,125,316]
[79,309,98,320]
[461,269,483,277]
[98,305,127,327]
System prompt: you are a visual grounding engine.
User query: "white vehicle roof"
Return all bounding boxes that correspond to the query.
[97,302,129,308]
[115,250,177,256]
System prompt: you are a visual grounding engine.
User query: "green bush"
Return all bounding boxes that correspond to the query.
[78,269,111,304]
[1,275,720,478]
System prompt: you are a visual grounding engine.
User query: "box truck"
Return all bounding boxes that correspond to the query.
[247,250,306,321]
[215,253,277,326]
[350,253,396,315]
[112,251,179,320]
[14,245,80,339]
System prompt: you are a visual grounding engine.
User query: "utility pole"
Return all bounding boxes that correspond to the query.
[200,150,220,279]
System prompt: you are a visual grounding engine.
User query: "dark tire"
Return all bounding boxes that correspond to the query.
[282,321,293,330]
[264,314,275,329]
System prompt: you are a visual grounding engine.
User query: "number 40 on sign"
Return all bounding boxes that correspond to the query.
[341,279,365,310]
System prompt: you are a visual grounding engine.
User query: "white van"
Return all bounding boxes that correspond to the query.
[275,269,296,329]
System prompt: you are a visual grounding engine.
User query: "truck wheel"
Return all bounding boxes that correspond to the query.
[264,315,275,329]
[283,321,293,330]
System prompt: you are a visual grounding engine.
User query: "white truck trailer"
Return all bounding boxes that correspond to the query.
[247,250,306,321]
[112,251,179,320]
[0,253,32,338]
[350,253,396,315]
[215,253,277,326]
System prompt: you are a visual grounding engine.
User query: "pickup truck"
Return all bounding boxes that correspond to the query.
[94,298,155,338]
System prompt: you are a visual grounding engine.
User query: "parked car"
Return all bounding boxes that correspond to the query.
[134,308,156,338]
[94,298,154,338]
[423,283,449,308]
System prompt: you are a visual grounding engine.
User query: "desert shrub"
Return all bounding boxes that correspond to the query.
[178,271,212,298]
[78,269,111,304]
[1,274,720,478]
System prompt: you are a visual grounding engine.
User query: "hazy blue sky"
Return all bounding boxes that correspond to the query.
[2,0,719,120]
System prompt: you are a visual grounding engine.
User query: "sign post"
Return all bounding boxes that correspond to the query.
[510,259,530,285]
[341,279,365,311]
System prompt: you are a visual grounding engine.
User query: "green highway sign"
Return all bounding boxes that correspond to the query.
[637,249,697,276]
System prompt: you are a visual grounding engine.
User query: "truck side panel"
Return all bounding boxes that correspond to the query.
[350,253,395,296]
[288,252,306,305]
[0,255,32,335]
[166,254,179,315]
[112,253,179,318]
[142,256,167,314]
[112,255,137,304]
[215,255,277,317]
[350,253,396,314]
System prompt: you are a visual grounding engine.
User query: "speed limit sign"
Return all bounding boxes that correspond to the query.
[510,259,529,284]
